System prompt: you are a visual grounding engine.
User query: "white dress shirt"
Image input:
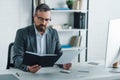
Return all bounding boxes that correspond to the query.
[34,25,46,55]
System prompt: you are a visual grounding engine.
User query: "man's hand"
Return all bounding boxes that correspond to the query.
[63,63,72,70]
[28,64,41,73]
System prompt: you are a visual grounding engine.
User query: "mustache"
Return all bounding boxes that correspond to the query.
[38,24,45,27]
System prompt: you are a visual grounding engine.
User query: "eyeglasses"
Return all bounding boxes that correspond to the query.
[36,14,51,22]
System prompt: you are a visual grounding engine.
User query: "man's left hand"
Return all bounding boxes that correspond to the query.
[63,63,72,70]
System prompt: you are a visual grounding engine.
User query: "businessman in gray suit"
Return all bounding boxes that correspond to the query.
[13,4,72,73]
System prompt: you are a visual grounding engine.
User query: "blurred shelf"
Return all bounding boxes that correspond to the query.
[62,47,86,51]
[57,29,88,32]
[51,10,87,13]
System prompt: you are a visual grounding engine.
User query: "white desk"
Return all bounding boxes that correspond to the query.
[1,63,120,80]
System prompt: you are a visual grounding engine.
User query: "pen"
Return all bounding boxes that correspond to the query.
[78,70,89,73]
[16,72,20,77]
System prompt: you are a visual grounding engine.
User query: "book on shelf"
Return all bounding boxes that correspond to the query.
[72,0,83,10]
[76,36,82,47]
[35,0,39,6]
[69,36,77,46]
[74,12,86,29]
[69,35,82,47]
[34,0,46,7]
[81,13,86,29]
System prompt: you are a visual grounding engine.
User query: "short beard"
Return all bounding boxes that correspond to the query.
[36,25,46,33]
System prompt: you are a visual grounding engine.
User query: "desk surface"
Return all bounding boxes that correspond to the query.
[0,63,120,80]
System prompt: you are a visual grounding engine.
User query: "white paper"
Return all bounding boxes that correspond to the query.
[55,51,78,64]
[25,51,57,56]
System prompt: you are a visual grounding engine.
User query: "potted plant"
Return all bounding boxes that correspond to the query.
[66,0,74,9]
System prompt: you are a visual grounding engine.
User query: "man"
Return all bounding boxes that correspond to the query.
[13,4,71,73]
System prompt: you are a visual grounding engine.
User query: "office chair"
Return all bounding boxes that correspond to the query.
[6,42,14,69]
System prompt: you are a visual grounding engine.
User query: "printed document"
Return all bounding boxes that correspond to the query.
[55,51,79,64]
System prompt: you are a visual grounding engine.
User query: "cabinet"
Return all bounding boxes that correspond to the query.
[32,0,89,62]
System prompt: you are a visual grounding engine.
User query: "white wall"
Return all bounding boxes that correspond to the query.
[0,0,32,69]
[88,0,120,62]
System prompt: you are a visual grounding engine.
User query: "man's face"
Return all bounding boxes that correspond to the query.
[34,10,51,33]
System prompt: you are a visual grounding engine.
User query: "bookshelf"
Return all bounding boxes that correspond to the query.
[58,28,87,62]
[32,0,89,62]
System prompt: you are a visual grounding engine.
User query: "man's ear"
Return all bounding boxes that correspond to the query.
[32,14,36,23]
[33,14,36,18]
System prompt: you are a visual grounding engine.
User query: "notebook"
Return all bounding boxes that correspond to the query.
[0,74,19,80]
[22,51,60,67]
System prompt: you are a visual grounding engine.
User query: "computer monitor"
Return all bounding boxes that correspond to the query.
[105,18,120,68]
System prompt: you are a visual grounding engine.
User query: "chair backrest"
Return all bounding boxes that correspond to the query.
[6,42,14,69]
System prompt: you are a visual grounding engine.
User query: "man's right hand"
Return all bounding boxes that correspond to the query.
[28,64,41,73]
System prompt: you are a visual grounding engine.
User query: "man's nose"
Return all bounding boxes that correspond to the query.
[41,20,46,25]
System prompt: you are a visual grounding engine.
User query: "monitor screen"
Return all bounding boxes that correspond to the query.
[105,19,120,68]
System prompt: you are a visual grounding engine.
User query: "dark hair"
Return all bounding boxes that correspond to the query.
[35,4,51,13]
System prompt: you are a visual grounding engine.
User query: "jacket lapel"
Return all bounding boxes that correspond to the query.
[28,25,37,53]
[46,28,52,54]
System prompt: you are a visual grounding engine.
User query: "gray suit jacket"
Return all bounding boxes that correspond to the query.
[13,25,62,71]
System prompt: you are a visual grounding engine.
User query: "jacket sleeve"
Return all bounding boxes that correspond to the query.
[54,29,63,58]
[13,29,29,71]
[54,29,64,67]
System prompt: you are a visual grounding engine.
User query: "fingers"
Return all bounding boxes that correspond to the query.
[28,64,41,73]
[63,63,72,70]
[30,64,39,68]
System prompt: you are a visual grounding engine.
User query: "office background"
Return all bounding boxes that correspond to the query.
[0,0,120,69]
